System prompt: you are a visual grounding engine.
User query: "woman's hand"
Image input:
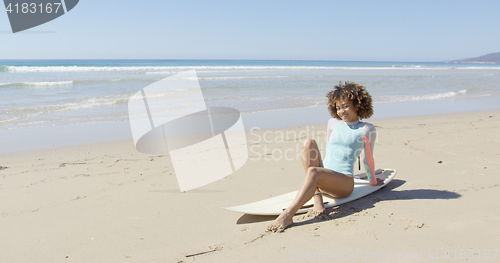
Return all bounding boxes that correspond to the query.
[371,178,384,186]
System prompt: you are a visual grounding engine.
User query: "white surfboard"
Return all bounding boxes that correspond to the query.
[223,169,396,215]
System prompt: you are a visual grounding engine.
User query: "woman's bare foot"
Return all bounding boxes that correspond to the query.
[267,210,293,232]
[312,193,326,216]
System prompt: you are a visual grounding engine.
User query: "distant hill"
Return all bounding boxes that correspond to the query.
[445,52,500,64]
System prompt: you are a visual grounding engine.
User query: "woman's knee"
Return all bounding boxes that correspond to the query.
[306,167,320,180]
[302,138,317,150]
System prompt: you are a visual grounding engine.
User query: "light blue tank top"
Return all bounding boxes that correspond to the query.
[323,119,377,183]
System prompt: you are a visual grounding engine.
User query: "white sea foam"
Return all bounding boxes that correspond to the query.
[23,81,74,86]
[6,66,176,72]
[377,89,469,103]
[142,74,328,80]
[7,65,500,73]
[144,70,244,75]
[0,111,44,124]
[200,76,292,80]
[0,94,130,126]
[6,66,290,72]
[142,71,182,75]
[60,95,129,111]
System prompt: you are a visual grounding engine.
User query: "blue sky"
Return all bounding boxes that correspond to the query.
[1,0,499,61]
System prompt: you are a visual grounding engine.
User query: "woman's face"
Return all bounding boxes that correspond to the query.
[336,100,358,122]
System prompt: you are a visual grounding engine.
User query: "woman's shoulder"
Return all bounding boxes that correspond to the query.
[358,121,376,131]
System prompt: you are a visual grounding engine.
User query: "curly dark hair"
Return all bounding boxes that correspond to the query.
[326,81,373,120]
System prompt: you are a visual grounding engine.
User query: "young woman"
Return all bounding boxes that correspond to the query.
[267,81,383,232]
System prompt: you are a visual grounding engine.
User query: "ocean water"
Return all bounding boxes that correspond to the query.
[1,59,500,153]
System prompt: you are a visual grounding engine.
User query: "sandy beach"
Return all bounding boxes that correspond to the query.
[1,110,499,262]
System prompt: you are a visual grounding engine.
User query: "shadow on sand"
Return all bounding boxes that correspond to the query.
[236,179,461,225]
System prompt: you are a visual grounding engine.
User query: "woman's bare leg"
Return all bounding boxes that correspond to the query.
[301,139,326,215]
[302,138,322,169]
[267,166,354,232]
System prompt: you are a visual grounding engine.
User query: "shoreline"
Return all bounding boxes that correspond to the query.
[1,110,499,262]
[3,108,498,158]
[2,95,500,154]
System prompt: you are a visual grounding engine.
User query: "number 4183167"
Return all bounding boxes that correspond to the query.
[444,249,499,260]
[5,3,62,14]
